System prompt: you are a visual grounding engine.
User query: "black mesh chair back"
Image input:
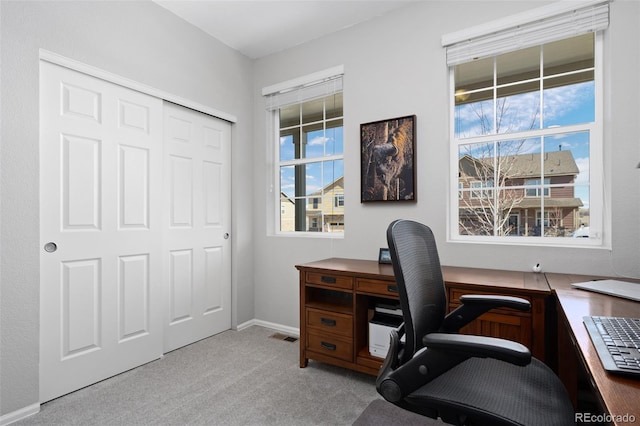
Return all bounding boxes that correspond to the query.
[387,219,446,362]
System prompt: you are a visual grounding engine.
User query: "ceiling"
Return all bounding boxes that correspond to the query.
[153,1,419,59]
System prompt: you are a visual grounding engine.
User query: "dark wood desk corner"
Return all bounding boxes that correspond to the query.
[296,258,554,375]
[546,273,640,425]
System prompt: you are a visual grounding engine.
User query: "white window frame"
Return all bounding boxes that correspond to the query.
[444,4,607,247]
[263,66,345,238]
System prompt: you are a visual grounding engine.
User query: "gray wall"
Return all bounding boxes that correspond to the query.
[0,0,254,416]
[252,1,640,328]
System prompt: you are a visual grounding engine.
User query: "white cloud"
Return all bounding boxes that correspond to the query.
[308,135,330,146]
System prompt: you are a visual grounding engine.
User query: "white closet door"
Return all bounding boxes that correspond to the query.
[163,102,232,353]
[39,61,164,402]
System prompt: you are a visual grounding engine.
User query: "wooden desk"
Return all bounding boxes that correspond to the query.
[296,258,552,375]
[546,273,640,425]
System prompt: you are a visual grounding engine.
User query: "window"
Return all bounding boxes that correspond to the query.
[470,180,494,199]
[525,179,550,197]
[263,67,344,234]
[444,1,608,244]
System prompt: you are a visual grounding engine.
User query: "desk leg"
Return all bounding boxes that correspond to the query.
[557,305,578,409]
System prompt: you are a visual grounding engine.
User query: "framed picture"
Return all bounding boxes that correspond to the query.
[378,248,392,264]
[361,115,416,202]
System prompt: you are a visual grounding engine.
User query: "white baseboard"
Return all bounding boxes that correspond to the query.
[0,403,40,426]
[236,319,300,337]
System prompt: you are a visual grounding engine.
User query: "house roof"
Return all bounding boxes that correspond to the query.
[460,150,579,178]
[308,176,345,197]
[515,197,584,209]
[280,192,295,204]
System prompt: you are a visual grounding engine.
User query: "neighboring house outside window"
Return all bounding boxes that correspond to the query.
[444,2,608,244]
[306,177,345,232]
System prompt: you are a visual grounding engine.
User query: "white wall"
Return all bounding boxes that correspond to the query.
[0,0,254,416]
[252,1,640,329]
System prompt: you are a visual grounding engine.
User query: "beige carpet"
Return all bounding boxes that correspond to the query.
[17,326,379,425]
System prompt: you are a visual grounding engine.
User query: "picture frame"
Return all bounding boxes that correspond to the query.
[361,115,416,202]
[378,248,392,264]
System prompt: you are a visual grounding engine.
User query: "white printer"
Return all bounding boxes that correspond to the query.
[368,303,403,357]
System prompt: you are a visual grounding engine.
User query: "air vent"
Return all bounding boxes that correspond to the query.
[270,333,298,343]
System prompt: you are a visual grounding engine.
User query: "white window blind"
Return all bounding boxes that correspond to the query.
[442,0,610,66]
[263,65,344,110]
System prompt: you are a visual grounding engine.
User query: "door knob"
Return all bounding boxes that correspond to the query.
[223,233,230,239]
[44,242,58,253]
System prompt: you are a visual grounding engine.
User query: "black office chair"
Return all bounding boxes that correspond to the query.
[376,219,575,426]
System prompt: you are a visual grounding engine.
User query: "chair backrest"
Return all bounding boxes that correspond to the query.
[387,220,447,363]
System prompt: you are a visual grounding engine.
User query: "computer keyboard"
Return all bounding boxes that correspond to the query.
[583,316,640,377]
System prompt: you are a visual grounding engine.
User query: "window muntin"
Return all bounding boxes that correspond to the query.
[277,93,344,233]
[452,33,600,243]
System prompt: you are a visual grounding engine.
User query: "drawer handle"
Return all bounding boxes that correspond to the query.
[321,276,337,284]
[387,285,398,293]
[321,318,337,327]
[321,341,337,351]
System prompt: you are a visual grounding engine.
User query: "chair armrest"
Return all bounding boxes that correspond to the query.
[376,332,532,403]
[423,333,531,366]
[460,294,531,310]
[441,294,530,332]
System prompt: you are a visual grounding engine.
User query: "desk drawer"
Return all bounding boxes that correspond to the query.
[306,272,353,290]
[356,278,399,298]
[306,308,353,338]
[307,332,353,362]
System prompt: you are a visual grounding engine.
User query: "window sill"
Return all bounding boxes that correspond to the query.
[447,235,609,250]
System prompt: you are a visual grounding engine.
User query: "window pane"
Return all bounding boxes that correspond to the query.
[325,120,343,156]
[544,79,594,127]
[324,160,344,232]
[303,126,326,159]
[455,96,494,138]
[455,57,493,92]
[301,97,325,125]
[326,92,343,120]
[323,160,343,187]
[279,104,299,129]
[304,162,322,195]
[541,202,575,237]
[544,34,594,78]
[495,87,541,133]
[543,34,595,128]
[496,46,539,86]
[279,132,296,161]
[459,142,494,235]
[544,131,589,237]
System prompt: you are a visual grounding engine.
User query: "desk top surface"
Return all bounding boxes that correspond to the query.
[296,257,550,293]
[546,273,640,421]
